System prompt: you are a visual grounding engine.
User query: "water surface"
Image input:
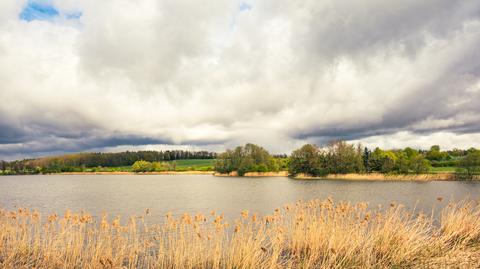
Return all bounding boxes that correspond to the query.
[1,175,479,222]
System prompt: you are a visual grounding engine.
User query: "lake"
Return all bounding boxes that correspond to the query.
[1,175,479,222]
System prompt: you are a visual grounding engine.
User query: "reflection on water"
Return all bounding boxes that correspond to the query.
[0,175,479,222]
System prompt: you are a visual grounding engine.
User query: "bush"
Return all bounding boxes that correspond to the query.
[132,160,153,172]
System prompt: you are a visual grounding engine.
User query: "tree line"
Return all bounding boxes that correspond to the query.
[288,142,431,176]
[215,142,480,179]
[0,150,216,174]
[2,142,479,178]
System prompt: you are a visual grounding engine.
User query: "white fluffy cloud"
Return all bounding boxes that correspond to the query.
[1,0,480,159]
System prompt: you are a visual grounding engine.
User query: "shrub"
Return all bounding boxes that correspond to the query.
[132,160,153,172]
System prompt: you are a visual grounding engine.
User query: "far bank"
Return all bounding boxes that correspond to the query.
[213,171,478,181]
[17,171,480,181]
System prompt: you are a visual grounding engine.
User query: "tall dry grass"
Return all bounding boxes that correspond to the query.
[1,199,479,268]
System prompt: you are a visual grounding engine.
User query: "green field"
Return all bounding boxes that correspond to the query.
[172,159,216,171]
[173,159,216,167]
[429,166,458,173]
[84,166,133,172]
[79,159,216,172]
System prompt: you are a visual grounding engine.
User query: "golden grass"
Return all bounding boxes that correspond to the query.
[1,200,480,268]
[294,173,461,181]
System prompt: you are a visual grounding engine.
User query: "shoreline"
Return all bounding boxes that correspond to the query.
[213,171,289,177]
[214,171,480,181]
[294,172,462,181]
[55,171,288,176]
[4,171,479,181]
[299,173,480,181]
[55,171,215,176]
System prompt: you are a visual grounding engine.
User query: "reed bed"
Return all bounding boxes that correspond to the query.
[1,199,480,268]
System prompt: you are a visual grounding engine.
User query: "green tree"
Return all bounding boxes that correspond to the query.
[214,150,235,174]
[381,152,396,173]
[368,148,384,172]
[394,151,410,174]
[132,160,153,172]
[410,155,431,174]
[0,160,6,173]
[403,147,418,159]
[324,141,365,174]
[237,155,254,176]
[288,144,327,177]
[426,145,448,161]
[458,150,480,179]
[363,147,371,173]
[214,143,277,176]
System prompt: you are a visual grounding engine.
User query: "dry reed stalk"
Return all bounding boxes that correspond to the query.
[0,199,479,268]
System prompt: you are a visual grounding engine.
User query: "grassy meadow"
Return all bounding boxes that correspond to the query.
[173,159,216,171]
[1,199,479,268]
[77,159,216,173]
[429,166,459,173]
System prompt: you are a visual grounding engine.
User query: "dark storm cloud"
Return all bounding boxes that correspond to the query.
[0,123,26,144]
[0,132,173,158]
[292,0,480,67]
[291,0,480,143]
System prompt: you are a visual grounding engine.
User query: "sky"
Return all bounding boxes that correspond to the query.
[1,0,480,160]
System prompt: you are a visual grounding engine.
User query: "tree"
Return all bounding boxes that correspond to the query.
[368,148,384,172]
[288,144,326,177]
[410,155,431,174]
[381,152,396,173]
[394,151,410,174]
[363,147,371,173]
[214,143,277,176]
[458,150,480,179]
[324,141,365,174]
[426,145,448,161]
[448,148,466,157]
[132,160,153,172]
[403,147,417,159]
[0,160,5,173]
[214,150,234,174]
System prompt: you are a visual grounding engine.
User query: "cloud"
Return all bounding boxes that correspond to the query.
[239,2,252,12]
[1,0,480,160]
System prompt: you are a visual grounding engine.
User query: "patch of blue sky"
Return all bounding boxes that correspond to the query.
[20,1,59,22]
[19,1,82,22]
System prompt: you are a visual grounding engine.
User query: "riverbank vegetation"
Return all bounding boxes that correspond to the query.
[1,142,480,179]
[288,142,431,177]
[1,199,479,268]
[213,142,480,180]
[0,150,216,175]
[131,159,215,172]
[214,143,288,176]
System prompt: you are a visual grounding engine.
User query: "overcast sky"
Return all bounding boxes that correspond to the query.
[1,0,480,160]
